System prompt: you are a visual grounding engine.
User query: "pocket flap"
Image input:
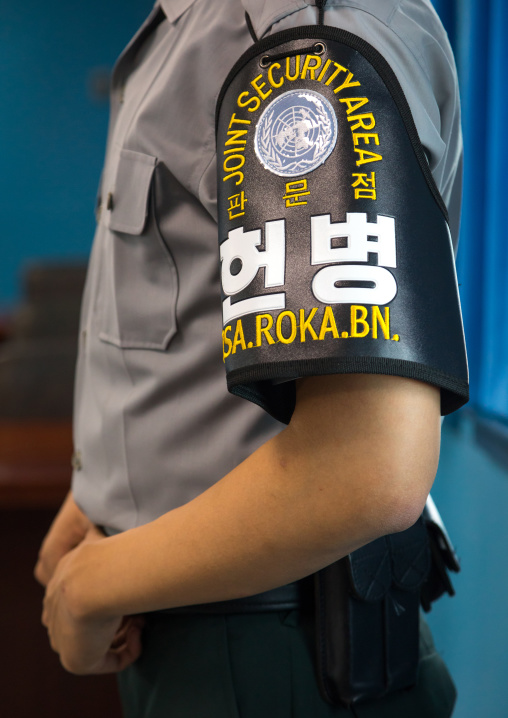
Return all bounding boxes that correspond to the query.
[109,149,157,235]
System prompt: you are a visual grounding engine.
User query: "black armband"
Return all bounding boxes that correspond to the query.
[216,27,469,424]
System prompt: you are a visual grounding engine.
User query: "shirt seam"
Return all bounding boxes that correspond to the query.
[375,4,433,84]
[269,2,435,90]
[197,150,218,212]
[197,72,225,211]
[335,5,440,122]
[386,0,404,25]
[112,301,141,529]
[256,0,310,38]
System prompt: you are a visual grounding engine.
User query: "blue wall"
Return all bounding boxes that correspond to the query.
[426,5,508,712]
[0,0,152,309]
[428,414,508,717]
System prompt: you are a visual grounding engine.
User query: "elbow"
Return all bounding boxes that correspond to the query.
[304,455,438,559]
[357,458,438,539]
[283,373,442,549]
[378,487,430,536]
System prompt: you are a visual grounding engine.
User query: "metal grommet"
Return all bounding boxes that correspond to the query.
[313,42,326,55]
[259,55,271,68]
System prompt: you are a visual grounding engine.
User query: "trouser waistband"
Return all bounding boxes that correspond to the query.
[160,575,315,614]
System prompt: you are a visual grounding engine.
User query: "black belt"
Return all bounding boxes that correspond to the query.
[161,575,315,614]
[101,524,315,615]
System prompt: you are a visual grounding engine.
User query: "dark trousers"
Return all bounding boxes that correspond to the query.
[117,611,456,718]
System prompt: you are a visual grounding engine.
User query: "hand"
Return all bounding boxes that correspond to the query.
[42,526,144,674]
[35,491,95,587]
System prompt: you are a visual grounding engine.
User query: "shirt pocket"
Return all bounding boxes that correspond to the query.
[97,148,178,350]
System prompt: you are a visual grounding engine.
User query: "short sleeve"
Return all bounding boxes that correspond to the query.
[215,22,468,424]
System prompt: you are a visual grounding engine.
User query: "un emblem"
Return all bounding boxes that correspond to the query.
[254,89,337,177]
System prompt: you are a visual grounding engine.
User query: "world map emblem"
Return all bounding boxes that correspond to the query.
[254,89,337,177]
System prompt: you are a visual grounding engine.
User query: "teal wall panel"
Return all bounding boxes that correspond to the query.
[0,0,152,307]
[428,415,508,717]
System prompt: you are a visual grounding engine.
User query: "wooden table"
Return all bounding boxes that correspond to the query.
[0,421,73,508]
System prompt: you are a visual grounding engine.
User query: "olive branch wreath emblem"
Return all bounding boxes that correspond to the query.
[258,95,333,175]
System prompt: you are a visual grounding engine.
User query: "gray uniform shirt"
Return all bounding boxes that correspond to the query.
[72,0,462,531]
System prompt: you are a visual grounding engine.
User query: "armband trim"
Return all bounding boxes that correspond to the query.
[227,357,469,418]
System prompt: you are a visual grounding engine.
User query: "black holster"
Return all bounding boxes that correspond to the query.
[314,509,459,707]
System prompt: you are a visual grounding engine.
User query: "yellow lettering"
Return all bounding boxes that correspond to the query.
[223,154,245,173]
[237,91,261,113]
[283,179,310,207]
[348,113,376,131]
[351,305,370,337]
[223,146,245,155]
[256,314,275,346]
[227,190,247,219]
[352,132,380,146]
[372,306,390,339]
[318,306,340,340]
[301,54,322,80]
[251,74,272,101]
[325,62,347,86]
[333,71,361,94]
[316,58,332,82]
[267,62,284,88]
[286,55,301,81]
[276,311,297,344]
[225,129,248,146]
[339,97,369,114]
[232,319,247,354]
[223,171,244,185]
[228,113,251,129]
[222,325,233,361]
[355,149,383,166]
[351,171,376,199]
[299,308,319,342]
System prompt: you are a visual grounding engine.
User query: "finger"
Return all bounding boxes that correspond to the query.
[34,559,50,587]
[34,549,69,588]
[108,623,144,671]
[34,493,93,584]
[41,586,57,631]
[109,617,132,649]
[89,623,144,674]
[110,615,145,650]
[34,540,66,587]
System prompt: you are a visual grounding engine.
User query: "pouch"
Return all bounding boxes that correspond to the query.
[314,516,432,706]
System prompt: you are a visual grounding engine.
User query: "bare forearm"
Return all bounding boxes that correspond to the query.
[72,375,440,620]
[77,437,366,618]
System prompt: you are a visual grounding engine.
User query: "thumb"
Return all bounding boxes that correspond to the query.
[98,619,144,674]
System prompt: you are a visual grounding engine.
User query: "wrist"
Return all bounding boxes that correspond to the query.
[67,539,119,622]
[67,493,93,534]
